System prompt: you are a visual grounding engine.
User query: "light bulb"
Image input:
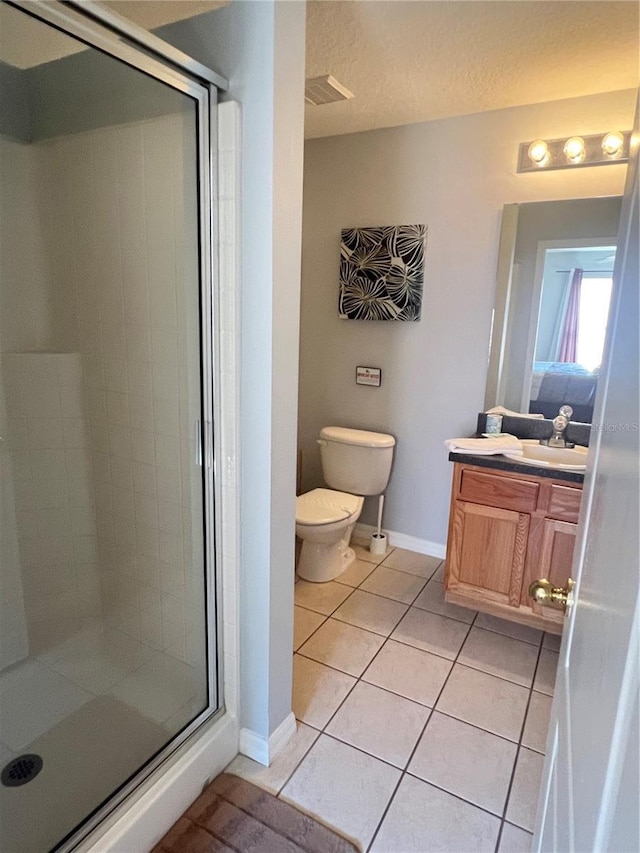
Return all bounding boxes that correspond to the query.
[527,139,550,167]
[563,136,586,164]
[602,130,624,156]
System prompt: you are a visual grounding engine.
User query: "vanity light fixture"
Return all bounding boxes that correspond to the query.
[601,130,625,157]
[518,130,631,173]
[563,136,586,164]
[527,139,550,168]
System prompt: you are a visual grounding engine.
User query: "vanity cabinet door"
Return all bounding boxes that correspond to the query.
[531,518,577,617]
[447,500,529,607]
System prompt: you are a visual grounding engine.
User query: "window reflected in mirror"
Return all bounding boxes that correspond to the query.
[529,245,615,423]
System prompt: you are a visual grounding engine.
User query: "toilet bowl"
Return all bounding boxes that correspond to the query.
[295,488,364,582]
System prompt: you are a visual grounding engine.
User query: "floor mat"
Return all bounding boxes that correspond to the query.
[153,771,361,852]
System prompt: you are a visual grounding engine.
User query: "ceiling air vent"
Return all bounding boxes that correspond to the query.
[305,75,354,106]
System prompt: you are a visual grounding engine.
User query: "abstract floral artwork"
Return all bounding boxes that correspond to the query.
[338,224,427,321]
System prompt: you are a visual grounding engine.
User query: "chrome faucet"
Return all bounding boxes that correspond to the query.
[541,405,575,448]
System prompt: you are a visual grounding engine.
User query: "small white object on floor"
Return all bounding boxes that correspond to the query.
[370,533,388,556]
[444,434,523,456]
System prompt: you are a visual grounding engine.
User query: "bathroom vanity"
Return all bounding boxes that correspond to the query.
[444,454,584,634]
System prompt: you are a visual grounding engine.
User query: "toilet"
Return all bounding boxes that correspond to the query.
[296,426,396,582]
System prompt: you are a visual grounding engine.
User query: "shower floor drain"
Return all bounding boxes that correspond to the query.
[1,754,43,787]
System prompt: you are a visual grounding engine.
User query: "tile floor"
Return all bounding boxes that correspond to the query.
[227,545,559,853]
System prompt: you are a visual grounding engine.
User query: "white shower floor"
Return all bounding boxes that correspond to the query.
[0,622,203,852]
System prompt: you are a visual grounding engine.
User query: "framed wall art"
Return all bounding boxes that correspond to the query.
[338,224,427,321]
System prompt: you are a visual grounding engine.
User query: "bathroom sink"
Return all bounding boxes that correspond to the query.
[503,440,588,470]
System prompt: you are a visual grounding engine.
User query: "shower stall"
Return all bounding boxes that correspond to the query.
[0,2,224,849]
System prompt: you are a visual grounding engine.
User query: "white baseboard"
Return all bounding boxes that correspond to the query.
[354,522,446,560]
[239,711,297,767]
[84,712,238,852]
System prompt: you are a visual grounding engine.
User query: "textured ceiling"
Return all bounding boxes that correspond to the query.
[305,0,640,139]
[2,0,637,134]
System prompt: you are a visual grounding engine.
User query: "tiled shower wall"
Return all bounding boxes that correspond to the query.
[1,353,100,656]
[35,112,205,663]
[0,113,205,664]
[0,374,29,670]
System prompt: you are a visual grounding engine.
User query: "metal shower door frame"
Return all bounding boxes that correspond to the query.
[3,2,227,849]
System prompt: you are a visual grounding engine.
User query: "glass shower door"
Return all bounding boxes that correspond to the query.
[0,3,217,850]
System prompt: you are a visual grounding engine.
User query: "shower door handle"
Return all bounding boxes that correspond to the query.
[196,420,203,467]
[204,420,213,469]
[196,420,213,468]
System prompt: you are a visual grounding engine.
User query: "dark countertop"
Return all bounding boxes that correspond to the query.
[448,451,585,484]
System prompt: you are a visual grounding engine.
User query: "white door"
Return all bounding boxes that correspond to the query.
[534,106,639,851]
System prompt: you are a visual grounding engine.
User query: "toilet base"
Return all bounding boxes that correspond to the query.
[297,537,356,583]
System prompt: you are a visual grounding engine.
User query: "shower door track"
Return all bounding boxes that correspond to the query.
[2,2,230,850]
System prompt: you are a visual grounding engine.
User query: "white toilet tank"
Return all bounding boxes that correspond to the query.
[319,426,395,496]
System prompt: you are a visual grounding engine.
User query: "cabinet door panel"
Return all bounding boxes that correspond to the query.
[539,519,577,587]
[448,501,529,606]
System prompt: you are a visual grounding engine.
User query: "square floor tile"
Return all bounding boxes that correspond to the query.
[506,747,545,832]
[522,691,553,754]
[413,580,476,623]
[499,822,533,852]
[533,649,559,696]
[474,613,543,646]
[281,734,400,850]
[332,589,408,636]
[363,639,452,707]
[298,618,385,677]
[353,543,391,564]
[293,606,325,651]
[292,654,355,729]
[334,558,377,587]
[382,549,442,578]
[293,580,352,616]
[392,609,470,660]
[542,632,562,652]
[409,712,517,815]
[360,565,427,604]
[326,681,429,768]
[436,664,529,742]
[432,563,445,582]
[370,774,500,852]
[458,627,539,687]
[225,722,319,794]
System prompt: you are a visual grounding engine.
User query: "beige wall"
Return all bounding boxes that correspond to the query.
[299,89,635,550]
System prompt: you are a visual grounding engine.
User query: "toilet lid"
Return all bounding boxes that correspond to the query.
[296,488,361,525]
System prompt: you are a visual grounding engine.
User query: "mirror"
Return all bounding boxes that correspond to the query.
[485,196,622,424]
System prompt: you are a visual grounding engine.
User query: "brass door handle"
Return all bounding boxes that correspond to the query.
[529,577,574,611]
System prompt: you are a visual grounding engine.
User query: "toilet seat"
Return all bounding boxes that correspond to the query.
[296,488,361,526]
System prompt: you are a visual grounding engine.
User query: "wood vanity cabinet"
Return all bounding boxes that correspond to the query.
[444,462,583,634]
